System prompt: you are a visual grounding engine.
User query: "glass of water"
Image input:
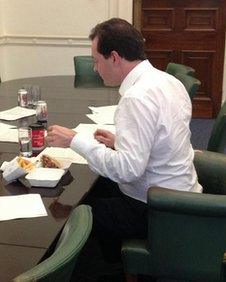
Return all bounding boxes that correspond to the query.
[18,127,32,157]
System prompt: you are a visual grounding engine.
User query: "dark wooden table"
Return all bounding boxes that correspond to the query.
[0,76,119,282]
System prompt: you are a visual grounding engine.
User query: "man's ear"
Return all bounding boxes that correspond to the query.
[110,51,121,64]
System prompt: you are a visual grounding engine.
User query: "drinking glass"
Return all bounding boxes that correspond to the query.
[31,85,41,108]
[18,127,32,157]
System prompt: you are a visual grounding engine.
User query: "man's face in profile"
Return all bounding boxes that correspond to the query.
[91,37,120,87]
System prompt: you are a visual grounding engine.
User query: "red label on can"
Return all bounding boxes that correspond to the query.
[32,129,45,149]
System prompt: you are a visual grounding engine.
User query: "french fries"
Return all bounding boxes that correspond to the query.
[17,156,34,171]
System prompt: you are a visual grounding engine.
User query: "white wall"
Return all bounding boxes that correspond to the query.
[0,0,3,35]
[0,0,3,79]
[0,0,133,81]
[0,0,225,103]
[2,0,110,36]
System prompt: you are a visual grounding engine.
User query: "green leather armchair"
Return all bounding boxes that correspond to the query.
[74,55,104,87]
[175,73,201,101]
[207,100,226,153]
[13,204,92,282]
[166,63,195,77]
[122,151,226,282]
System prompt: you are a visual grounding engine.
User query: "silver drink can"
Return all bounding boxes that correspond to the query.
[18,89,28,107]
[36,100,48,122]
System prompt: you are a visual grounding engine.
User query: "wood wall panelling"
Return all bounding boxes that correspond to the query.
[134,0,226,118]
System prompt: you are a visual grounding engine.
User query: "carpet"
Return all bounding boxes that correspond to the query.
[190,118,215,150]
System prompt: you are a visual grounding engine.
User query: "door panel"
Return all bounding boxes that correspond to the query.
[133,0,226,118]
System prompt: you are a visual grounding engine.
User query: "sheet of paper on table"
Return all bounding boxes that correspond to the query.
[0,194,47,221]
[0,106,36,121]
[87,105,116,125]
[73,123,115,137]
[86,113,115,125]
[88,105,117,114]
[0,122,18,142]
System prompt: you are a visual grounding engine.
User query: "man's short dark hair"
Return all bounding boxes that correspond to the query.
[89,18,146,61]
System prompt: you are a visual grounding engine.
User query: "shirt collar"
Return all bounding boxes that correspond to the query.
[119,59,152,96]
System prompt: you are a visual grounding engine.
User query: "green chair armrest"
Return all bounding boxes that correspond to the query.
[221,252,226,282]
[121,239,150,275]
[194,150,226,194]
[207,101,226,153]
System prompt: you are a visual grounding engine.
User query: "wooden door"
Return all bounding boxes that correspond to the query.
[133,0,226,118]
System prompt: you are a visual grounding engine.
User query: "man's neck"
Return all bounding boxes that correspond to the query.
[120,59,143,82]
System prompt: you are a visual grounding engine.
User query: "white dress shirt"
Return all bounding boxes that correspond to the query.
[71,60,202,203]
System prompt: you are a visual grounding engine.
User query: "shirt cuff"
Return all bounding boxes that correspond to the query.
[70,132,97,159]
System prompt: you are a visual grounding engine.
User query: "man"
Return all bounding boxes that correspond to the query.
[47,18,202,281]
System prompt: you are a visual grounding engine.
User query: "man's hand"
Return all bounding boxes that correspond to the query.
[46,125,76,147]
[94,129,115,149]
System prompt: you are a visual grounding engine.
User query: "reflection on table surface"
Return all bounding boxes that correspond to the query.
[0,75,119,129]
[0,75,119,281]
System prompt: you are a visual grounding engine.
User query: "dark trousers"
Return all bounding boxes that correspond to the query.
[71,176,148,282]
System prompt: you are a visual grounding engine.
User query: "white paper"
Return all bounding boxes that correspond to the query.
[0,122,16,130]
[0,194,48,221]
[0,122,18,142]
[86,113,115,125]
[0,106,36,121]
[89,105,117,114]
[87,105,116,124]
[37,147,87,164]
[73,123,115,137]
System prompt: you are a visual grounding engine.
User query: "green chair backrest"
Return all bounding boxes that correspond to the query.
[166,62,195,76]
[147,187,226,282]
[74,56,104,87]
[194,150,226,194]
[175,73,201,100]
[207,100,226,153]
[74,55,102,77]
[13,205,92,282]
